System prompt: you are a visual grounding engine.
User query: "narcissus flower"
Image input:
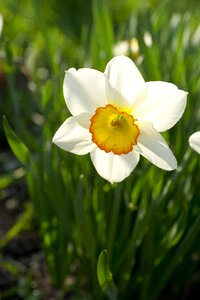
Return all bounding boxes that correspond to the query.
[53,56,187,183]
[113,38,140,61]
[189,131,200,154]
[0,13,3,36]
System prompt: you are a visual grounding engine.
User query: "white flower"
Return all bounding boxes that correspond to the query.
[189,131,200,154]
[0,13,3,37]
[53,56,187,183]
[113,38,139,57]
[143,31,153,48]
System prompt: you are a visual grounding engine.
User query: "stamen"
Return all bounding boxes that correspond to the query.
[111,115,125,127]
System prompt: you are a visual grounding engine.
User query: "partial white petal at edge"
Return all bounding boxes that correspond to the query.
[136,122,177,170]
[52,113,96,155]
[90,148,140,183]
[189,131,200,154]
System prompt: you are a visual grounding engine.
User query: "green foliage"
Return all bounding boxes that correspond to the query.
[0,0,200,299]
[97,250,118,300]
[3,117,31,166]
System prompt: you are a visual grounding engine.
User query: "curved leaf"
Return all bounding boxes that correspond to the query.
[97,249,118,300]
[3,117,30,165]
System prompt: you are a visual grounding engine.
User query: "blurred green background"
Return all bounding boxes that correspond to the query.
[0,0,200,299]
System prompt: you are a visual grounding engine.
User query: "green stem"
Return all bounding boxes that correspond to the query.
[106,184,122,258]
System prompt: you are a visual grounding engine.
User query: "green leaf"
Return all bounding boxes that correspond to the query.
[0,168,25,190]
[0,203,34,248]
[91,0,113,70]
[3,117,30,165]
[41,79,53,110]
[97,249,118,300]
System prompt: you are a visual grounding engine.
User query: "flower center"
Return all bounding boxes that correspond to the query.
[89,104,140,155]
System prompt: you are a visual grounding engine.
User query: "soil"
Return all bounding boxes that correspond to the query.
[0,173,66,300]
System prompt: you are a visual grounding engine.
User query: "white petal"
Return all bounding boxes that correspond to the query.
[136,122,177,170]
[189,131,200,154]
[52,113,96,155]
[104,56,146,107]
[90,148,140,183]
[63,68,107,116]
[134,81,187,132]
[105,79,130,108]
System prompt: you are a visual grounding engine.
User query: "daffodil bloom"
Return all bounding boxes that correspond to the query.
[53,56,187,183]
[0,13,3,36]
[113,38,140,60]
[189,131,200,154]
